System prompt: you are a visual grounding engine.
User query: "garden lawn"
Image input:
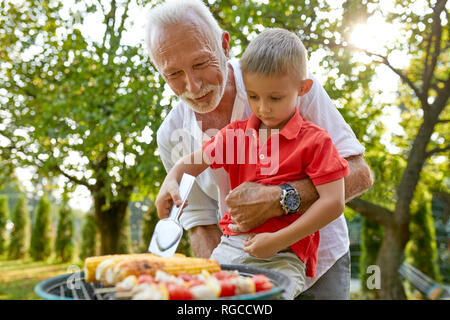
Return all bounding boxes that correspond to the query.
[0,258,81,300]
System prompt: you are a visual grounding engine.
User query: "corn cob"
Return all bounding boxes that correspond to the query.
[84,253,221,286]
[84,253,160,282]
[84,254,117,283]
[158,256,221,276]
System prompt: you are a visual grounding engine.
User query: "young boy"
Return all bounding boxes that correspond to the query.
[155,28,349,299]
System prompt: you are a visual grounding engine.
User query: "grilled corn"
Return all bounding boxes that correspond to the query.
[84,253,221,286]
[84,253,158,282]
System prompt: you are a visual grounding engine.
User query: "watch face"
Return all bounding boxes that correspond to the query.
[286,193,300,211]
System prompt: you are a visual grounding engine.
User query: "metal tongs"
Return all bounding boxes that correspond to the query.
[148,173,196,257]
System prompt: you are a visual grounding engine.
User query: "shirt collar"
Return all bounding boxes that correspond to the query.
[245,112,261,132]
[280,108,303,140]
[245,107,303,140]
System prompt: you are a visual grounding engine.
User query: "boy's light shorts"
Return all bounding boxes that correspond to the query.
[210,234,306,300]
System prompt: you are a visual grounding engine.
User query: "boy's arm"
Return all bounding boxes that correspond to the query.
[157,119,223,258]
[243,178,345,258]
[155,149,210,219]
[273,178,345,250]
[227,154,372,232]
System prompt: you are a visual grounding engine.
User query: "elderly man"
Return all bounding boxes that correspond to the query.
[147,0,372,299]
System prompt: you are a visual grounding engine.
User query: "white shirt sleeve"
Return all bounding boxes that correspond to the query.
[298,73,365,158]
[156,109,219,231]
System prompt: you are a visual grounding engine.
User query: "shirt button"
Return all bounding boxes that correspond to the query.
[259,154,265,160]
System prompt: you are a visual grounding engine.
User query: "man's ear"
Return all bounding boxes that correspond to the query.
[222,32,231,58]
[298,79,313,96]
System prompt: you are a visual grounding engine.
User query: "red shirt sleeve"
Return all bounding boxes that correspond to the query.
[305,131,349,186]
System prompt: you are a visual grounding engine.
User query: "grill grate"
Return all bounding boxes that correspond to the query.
[36,265,291,300]
[43,272,114,300]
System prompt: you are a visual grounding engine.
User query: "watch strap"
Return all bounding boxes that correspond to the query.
[280,184,296,193]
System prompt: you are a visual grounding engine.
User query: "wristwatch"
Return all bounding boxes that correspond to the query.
[279,184,301,215]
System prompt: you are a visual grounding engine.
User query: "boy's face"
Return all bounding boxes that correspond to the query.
[243,72,312,129]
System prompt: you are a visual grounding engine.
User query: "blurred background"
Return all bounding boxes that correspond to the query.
[0,0,448,300]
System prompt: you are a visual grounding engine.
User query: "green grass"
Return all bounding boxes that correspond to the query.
[0,258,82,300]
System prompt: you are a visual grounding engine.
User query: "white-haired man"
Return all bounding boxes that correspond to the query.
[148,0,372,299]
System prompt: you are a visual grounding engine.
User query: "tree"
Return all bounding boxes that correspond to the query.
[30,193,52,260]
[0,195,9,255]
[118,207,131,254]
[140,201,157,253]
[55,194,74,262]
[8,194,30,259]
[0,0,168,254]
[344,0,449,298]
[405,193,442,297]
[359,217,384,299]
[79,213,98,260]
[432,191,450,282]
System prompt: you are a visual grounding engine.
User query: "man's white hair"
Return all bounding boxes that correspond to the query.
[240,28,309,82]
[145,0,223,60]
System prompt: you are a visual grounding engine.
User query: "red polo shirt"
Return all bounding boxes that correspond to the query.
[202,108,349,277]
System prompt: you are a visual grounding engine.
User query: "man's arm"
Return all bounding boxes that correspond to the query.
[227,154,372,232]
[188,224,223,258]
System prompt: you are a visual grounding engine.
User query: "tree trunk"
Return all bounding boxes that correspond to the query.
[377,226,407,299]
[375,110,441,298]
[93,194,129,254]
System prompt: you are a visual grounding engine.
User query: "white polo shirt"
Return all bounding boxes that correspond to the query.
[156,59,365,290]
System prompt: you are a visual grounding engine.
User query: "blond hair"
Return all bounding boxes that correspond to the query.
[240,28,309,82]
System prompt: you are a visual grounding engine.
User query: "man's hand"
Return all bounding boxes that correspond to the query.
[155,179,185,219]
[225,181,283,233]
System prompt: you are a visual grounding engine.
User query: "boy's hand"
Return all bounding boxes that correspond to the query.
[242,233,281,258]
[155,179,185,219]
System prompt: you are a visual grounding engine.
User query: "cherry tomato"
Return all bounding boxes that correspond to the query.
[166,282,193,300]
[212,271,238,280]
[137,274,155,284]
[218,279,235,297]
[177,273,194,282]
[186,278,205,288]
[251,275,273,292]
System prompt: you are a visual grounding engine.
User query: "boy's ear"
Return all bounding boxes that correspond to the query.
[298,79,313,96]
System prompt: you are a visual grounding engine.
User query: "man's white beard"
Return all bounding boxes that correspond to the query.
[180,56,228,114]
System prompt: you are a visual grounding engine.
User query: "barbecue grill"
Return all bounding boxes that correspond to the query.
[35,264,292,300]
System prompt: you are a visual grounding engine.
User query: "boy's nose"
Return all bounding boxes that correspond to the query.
[259,101,272,114]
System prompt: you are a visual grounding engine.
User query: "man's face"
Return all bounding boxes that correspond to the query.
[150,20,228,113]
